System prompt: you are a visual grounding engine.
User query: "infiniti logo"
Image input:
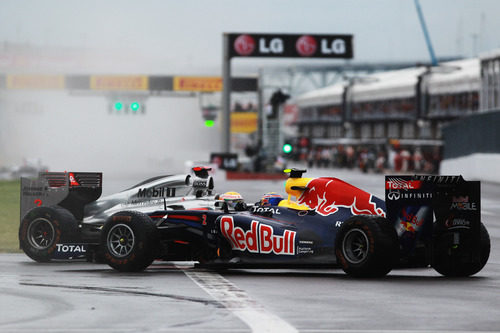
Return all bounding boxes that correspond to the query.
[387,191,401,200]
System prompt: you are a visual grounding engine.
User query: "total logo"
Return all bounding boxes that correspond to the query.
[56,244,86,253]
[251,206,281,215]
[220,216,296,255]
[386,179,422,190]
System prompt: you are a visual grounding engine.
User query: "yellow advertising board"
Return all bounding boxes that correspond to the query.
[90,75,148,91]
[231,112,258,133]
[7,75,65,90]
[173,76,223,92]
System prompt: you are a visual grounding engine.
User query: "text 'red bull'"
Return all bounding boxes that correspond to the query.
[297,178,385,217]
[220,216,296,255]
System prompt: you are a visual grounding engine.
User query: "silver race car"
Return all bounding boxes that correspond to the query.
[19,167,216,262]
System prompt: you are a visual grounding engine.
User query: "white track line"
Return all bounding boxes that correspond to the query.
[184,269,298,333]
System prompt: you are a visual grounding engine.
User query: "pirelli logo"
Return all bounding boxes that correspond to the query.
[173,76,222,92]
[231,112,257,133]
[7,75,65,90]
[90,75,148,91]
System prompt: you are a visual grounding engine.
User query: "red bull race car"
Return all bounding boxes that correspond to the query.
[97,169,490,277]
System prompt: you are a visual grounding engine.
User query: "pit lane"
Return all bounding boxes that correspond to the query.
[1,169,499,332]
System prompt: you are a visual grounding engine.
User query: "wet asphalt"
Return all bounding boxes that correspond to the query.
[2,169,499,332]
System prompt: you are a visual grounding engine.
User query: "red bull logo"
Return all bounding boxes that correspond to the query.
[220,217,296,255]
[297,178,385,217]
[399,209,424,232]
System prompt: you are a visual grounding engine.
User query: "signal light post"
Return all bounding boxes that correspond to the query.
[108,96,146,114]
[130,101,141,112]
[222,32,353,153]
[282,143,293,154]
[113,101,124,112]
[202,105,218,127]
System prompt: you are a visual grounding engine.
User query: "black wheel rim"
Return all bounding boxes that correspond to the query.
[27,218,56,250]
[342,228,369,264]
[107,224,135,258]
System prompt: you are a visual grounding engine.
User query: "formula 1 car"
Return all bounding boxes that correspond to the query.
[19,168,216,262]
[99,169,490,277]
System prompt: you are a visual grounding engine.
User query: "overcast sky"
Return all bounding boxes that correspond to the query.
[1,0,499,74]
[1,0,500,175]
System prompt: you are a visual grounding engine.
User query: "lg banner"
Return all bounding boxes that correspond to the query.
[228,33,353,59]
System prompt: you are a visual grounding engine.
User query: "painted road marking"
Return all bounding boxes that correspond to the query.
[183,269,298,333]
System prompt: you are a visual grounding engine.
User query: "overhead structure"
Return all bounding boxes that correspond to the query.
[414,0,438,66]
[294,57,479,152]
[222,32,354,153]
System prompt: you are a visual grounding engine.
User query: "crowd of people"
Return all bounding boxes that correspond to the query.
[297,145,441,174]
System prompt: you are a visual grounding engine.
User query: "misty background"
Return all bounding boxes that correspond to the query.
[1,0,500,176]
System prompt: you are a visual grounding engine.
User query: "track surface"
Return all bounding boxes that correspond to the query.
[2,169,499,332]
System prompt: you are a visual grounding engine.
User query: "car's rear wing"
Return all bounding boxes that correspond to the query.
[20,172,102,221]
[385,175,481,262]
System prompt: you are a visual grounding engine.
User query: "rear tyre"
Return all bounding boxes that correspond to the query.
[101,211,158,272]
[432,222,490,277]
[19,206,78,262]
[335,215,399,277]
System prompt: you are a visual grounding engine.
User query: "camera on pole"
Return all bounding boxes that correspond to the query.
[268,89,290,119]
[202,105,218,127]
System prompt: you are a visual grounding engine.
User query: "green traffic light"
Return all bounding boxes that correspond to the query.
[130,102,140,112]
[204,120,215,127]
[282,144,293,154]
[114,102,123,111]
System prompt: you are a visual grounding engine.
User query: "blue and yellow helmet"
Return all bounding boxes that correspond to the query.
[260,192,284,206]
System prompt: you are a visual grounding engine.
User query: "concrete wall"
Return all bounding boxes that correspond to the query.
[440,153,500,183]
[442,110,500,159]
[440,110,500,183]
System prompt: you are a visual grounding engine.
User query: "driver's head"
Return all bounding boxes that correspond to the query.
[260,192,284,206]
[220,191,245,209]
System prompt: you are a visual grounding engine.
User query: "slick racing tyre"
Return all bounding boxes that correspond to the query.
[101,211,158,272]
[335,215,399,278]
[432,222,490,277]
[19,206,78,262]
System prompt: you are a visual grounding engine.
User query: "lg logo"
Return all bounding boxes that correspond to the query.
[234,34,255,56]
[233,34,349,57]
[234,35,284,55]
[296,35,317,56]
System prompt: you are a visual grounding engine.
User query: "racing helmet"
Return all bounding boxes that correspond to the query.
[219,191,246,210]
[260,192,284,206]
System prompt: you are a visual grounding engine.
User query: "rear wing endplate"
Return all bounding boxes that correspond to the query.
[20,172,102,221]
[385,175,481,259]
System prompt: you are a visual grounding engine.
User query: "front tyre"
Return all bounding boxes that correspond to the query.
[101,211,158,272]
[19,206,78,262]
[432,222,490,277]
[335,215,399,277]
